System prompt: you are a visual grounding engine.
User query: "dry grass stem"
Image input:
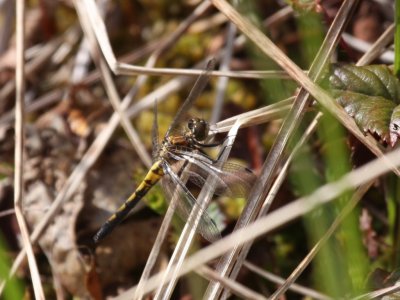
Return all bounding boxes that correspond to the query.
[116,145,400,298]
[210,0,400,176]
[207,110,322,299]
[270,181,374,299]
[211,21,236,124]
[343,33,395,64]
[153,120,245,299]
[79,0,293,80]
[356,23,395,66]
[270,19,396,298]
[206,1,361,297]
[213,97,294,133]
[352,283,400,299]
[2,1,395,298]
[13,0,44,299]
[0,37,62,101]
[134,3,221,297]
[75,0,152,166]
[0,0,13,54]
[243,261,332,300]
[198,266,267,300]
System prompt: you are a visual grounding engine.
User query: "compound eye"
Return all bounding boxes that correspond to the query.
[194,120,209,141]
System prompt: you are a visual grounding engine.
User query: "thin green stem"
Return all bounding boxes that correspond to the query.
[394,0,400,75]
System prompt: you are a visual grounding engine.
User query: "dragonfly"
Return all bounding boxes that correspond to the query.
[93,60,255,243]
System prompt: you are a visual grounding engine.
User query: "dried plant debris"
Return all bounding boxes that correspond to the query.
[76,144,164,293]
[19,91,109,297]
[93,218,162,292]
[23,126,92,297]
[327,64,400,146]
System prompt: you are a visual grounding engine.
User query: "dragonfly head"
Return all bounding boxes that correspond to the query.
[188,118,209,141]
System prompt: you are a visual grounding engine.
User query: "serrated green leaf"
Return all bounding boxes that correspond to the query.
[328,64,400,146]
[334,90,395,143]
[363,65,400,103]
[330,65,400,103]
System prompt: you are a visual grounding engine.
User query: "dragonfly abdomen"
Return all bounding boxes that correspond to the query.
[93,161,165,243]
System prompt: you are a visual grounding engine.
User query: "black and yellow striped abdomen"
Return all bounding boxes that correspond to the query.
[93,160,165,242]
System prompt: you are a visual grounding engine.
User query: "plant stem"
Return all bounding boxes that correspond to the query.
[395,0,400,75]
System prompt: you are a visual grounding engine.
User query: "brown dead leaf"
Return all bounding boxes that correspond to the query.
[23,126,93,297]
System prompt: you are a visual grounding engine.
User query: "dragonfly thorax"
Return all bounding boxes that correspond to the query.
[187,118,209,142]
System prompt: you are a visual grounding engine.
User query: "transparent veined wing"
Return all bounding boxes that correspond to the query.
[169,147,256,198]
[160,160,221,242]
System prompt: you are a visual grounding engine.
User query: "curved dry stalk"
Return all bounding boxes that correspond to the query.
[116,145,400,299]
[126,103,316,300]
[4,9,218,296]
[75,0,152,167]
[0,0,13,54]
[211,21,237,124]
[0,33,158,126]
[356,23,395,66]
[134,3,218,298]
[207,110,322,300]
[5,1,394,298]
[243,261,332,300]
[343,33,395,64]
[352,283,400,299]
[0,35,62,101]
[213,97,294,133]
[198,266,267,300]
[269,22,395,299]
[3,0,251,296]
[153,120,245,300]
[270,181,373,299]
[14,0,44,299]
[209,0,399,176]
[133,186,181,300]
[206,0,361,298]
[78,0,294,80]
[133,7,296,297]
[0,209,15,218]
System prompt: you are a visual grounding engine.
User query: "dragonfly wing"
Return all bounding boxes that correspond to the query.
[167,151,232,196]
[170,149,256,198]
[161,162,221,242]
